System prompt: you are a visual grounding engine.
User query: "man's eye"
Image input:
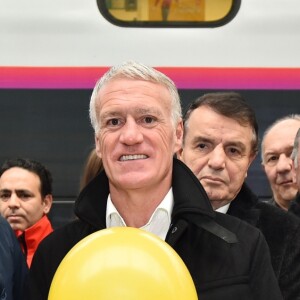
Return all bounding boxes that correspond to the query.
[197,143,206,149]
[0,194,10,201]
[17,193,32,200]
[228,147,243,157]
[266,156,278,166]
[268,156,278,162]
[108,119,120,126]
[143,116,156,124]
[229,148,238,154]
[21,194,31,198]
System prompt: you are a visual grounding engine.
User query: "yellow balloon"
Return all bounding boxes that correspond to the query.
[48,227,198,300]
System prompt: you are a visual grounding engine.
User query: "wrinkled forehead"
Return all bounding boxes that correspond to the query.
[98,78,169,99]
[97,79,172,114]
[264,120,300,148]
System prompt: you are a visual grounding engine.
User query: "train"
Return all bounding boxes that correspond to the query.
[0,0,299,227]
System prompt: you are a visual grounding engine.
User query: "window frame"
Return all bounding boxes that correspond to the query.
[97,0,241,28]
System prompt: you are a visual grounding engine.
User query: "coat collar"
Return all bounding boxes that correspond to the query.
[227,183,261,227]
[74,158,215,229]
[289,192,300,217]
[75,158,237,243]
[15,215,53,267]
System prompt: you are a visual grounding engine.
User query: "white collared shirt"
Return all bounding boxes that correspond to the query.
[106,188,174,240]
[215,203,230,214]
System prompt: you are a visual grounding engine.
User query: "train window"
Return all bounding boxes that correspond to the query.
[97,0,241,27]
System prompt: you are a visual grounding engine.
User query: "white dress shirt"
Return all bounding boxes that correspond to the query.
[106,188,174,240]
[215,203,230,214]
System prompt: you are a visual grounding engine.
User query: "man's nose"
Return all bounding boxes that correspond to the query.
[208,145,226,170]
[8,194,21,208]
[276,154,292,173]
[119,118,144,145]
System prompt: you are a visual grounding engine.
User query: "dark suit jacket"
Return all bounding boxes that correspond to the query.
[29,159,282,300]
[228,184,300,300]
[0,216,28,300]
[289,192,300,218]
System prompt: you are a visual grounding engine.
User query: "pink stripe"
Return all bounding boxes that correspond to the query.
[0,66,300,89]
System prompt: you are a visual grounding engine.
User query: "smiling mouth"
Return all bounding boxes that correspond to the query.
[119,154,148,161]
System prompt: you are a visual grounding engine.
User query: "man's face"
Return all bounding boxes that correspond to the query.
[262,119,300,209]
[94,78,183,192]
[178,106,255,209]
[0,167,52,231]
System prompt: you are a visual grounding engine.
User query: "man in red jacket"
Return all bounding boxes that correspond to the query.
[0,158,53,267]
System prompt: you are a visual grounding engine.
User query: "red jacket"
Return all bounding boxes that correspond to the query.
[15,215,53,267]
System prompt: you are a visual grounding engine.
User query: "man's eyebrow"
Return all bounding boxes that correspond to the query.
[190,136,247,150]
[0,188,32,193]
[101,107,163,118]
[101,111,120,119]
[16,189,33,193]
[191,136,213,144]
[265,146,294,155]
[264,150,277,157]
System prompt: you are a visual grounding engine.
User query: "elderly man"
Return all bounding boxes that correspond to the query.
[261,115,300,210]
[178,92,300,300]
[29,62,282,300]
[0,158,53,267]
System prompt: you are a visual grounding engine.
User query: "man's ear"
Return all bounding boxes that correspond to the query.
[43,194,53,214]
[174,120,183,153]
[176,147,184,160]
[248,151,257,169]
[95,135,102,159]
[244,152,257,179]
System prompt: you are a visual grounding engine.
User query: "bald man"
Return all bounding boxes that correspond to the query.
[261,115,300,210]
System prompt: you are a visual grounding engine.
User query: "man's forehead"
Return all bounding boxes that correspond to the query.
[99,78,166,97]
[268,120,300,138]
[264,144,294,156]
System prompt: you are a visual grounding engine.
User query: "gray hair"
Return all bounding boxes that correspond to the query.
[291,128,300,168]
[89,61,182,133]
[261,114,300,163]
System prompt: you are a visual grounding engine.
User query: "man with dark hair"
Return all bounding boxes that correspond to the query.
[178,92,300,300]
[0,158,53,267]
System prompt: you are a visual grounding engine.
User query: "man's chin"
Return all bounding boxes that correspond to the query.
[10,224,24,231]
[115,175,149,189]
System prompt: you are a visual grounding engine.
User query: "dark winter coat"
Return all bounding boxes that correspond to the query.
[28,159,282,300]
[228,184,300,300]
[0,216,28,300]
[289,192,300,218]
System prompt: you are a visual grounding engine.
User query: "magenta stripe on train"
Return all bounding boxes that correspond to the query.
[0,67,300,89]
